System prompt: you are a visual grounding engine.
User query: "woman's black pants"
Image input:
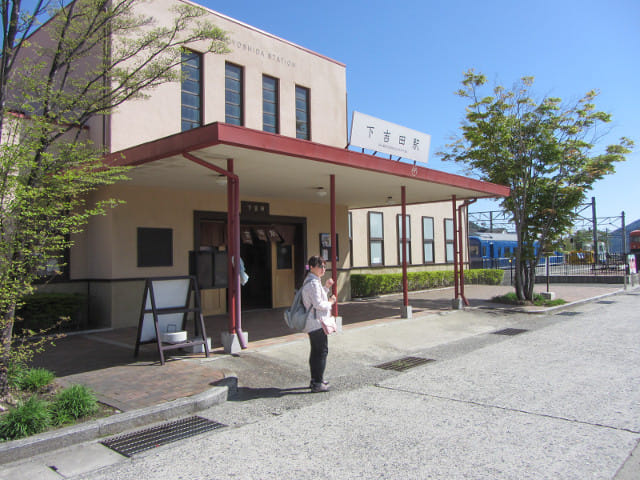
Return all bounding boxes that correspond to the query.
[308,328,328,384]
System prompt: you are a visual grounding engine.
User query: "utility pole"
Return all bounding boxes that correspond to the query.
[622,211,627,254]
[591,197,598,264]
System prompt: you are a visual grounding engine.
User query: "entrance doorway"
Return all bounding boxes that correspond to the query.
[240,232,271,309]
[194,211,306,314]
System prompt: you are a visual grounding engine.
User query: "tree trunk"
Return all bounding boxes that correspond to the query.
[0,307,15,399]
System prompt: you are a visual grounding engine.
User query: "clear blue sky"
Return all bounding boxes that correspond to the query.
[202,0,639,227]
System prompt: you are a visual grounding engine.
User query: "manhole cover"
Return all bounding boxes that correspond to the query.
[596,300,615,304]
[101,416,226,457]
[375,356,435,372]
[492,328,528,336]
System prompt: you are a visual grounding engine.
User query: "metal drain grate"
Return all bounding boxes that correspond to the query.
[101,416,226,457]
[597,300,615,304]
[556,311,581,316]
[492,328,528,336]
[375,356,435,372]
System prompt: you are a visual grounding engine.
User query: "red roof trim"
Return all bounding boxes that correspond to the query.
[104,122,509,198]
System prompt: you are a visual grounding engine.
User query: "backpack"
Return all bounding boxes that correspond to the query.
[284,277,315,331]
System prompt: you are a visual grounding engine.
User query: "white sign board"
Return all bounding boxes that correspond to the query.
[140,278,191,342]
[350,111,431,164]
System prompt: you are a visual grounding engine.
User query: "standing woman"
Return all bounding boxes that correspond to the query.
[301,255,336,393]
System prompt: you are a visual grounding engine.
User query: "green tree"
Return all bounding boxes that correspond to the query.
[0,0,228,398]
[441,70,632,302]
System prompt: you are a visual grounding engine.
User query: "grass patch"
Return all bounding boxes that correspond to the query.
[18,368,56,392]
[0,396,52,439]
[491,292,567,307]
[1,368,116,441]
[50,385,98,426]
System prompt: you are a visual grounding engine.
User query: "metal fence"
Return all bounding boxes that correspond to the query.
[477,254,629,284]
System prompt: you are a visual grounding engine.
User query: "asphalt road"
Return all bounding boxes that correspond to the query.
[8,291,640,479]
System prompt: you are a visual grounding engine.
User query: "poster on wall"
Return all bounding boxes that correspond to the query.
[319,233,339,262]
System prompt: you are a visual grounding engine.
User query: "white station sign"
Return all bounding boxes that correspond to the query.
[350,111,431,164]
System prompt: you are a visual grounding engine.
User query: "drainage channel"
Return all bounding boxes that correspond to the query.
[375,356,435,372]
[101,416,226,457]
[492,328,529,336]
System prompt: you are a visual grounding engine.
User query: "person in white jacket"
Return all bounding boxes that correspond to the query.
[301,255,336,393]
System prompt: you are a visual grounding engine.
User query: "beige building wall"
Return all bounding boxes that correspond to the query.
[69,183,350,328]
[349,201,468,272]
[108,0,347,152]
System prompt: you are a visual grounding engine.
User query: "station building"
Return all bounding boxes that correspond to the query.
[24,0,508,344]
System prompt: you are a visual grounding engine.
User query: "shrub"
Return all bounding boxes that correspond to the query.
[14,293,86,333]
[491,292,566,307]
[0,396,52,440]
[351,269,502,297]
[18,368,56,392]
[465,269,504,285]
[50,385,98,425]
[7,361,28,390]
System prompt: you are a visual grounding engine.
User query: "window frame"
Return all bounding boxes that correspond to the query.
[181,50,202,132]
[262,74,279,134]
[422,216,434,264]
[368,211,384,266]
[396,214,411,265]
[444,218,454,263]
[348,212,353,267]
[225,62,244,126]
[295,85,310,140]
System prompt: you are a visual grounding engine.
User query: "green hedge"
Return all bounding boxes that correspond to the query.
[15,293,87,333]
[351,269,503,298]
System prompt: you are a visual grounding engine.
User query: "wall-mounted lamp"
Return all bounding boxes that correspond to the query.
[386,196,394,205]
[215,175,227,186]
[316,187,327,198]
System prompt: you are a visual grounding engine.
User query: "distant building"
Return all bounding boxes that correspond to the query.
[608,218,640,254]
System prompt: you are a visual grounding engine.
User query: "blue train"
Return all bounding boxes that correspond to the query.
[469,232,540,268]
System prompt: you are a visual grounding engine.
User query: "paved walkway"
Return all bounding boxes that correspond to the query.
[31,283,621,412]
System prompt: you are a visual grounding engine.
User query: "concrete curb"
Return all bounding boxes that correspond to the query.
[0,383,230,465]
[471,286,634,315]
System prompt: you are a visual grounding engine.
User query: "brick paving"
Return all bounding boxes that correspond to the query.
[32,283,623,412]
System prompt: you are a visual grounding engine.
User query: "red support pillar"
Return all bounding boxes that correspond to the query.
[401,186,409,308]
[457,199,475,306]
[330,174,338,317]
[227,159,236,335]
[457,200,469,306]
[452,196,459,301]
[233,172,246,348]
[181,153,244,348]
[458,204,469,306]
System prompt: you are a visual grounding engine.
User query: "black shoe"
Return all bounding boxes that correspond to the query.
[309,380,329,389]
[310,381,330,393]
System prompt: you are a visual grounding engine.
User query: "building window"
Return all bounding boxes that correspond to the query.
[444,218,454,263]
[225,63,243,125]
[422,216,434,263]
[295,85,310,140]
[397,214,411,264]
[368,211,384,266]
[263,75,279,133]
[181,50,201,131]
